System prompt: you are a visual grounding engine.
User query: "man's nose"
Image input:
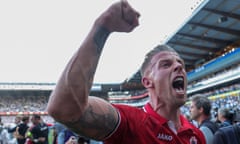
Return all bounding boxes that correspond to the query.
[174,62,183,72]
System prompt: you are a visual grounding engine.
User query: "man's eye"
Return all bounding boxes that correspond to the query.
[162,63,170,67]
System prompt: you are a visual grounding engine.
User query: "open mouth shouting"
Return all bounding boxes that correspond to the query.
[172,76,185,94]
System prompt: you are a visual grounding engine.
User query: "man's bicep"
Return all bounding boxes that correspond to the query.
[65,97,119,140]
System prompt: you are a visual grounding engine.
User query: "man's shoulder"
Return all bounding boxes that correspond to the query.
[30,124,40,132]
[113,104,144,114]
[217,124,240,134]
[214,125,240,144]
[18,123,28,127]
[200,119,219,133]
[200,125,214,137]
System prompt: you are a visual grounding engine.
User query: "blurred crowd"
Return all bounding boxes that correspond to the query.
[181,95,240,123]
[0,95,48,113]
[0,115,103,144]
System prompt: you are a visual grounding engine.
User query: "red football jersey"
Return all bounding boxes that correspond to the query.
[104,103,206,144]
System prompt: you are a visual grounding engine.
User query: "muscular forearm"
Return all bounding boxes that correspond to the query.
[47,0,139,139]
[65,21,111,109]
[47,16,111,120]
[67,22,110,94]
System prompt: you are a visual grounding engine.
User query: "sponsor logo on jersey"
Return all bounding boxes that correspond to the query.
[190,136,197,144]
[157,133,173,141]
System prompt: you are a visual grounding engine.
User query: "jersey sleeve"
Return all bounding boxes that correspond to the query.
[104,104,145,143]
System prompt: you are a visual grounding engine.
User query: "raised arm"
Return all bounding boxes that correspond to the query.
[47,0,140,140]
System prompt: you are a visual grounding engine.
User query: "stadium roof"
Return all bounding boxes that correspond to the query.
[125,0,240,87]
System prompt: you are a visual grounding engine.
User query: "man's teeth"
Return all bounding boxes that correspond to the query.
[176,88,183,92]
[175,77,183,81]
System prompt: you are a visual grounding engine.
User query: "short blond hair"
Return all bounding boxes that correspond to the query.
[140,45,177,76]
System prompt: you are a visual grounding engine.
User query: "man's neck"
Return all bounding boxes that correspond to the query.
[198,115,210,125]
[150,101,181,124]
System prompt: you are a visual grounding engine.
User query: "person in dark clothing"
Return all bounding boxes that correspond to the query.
[190,95,219,144]
[212,111,240,144]
[15,116,30,144]
[29,114,49,144]
[7,116,22,134]
[213,124,240,144]
[217,108,233,127]
[7,116,29,144]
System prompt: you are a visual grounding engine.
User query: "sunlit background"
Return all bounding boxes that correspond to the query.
[0,0,204,83]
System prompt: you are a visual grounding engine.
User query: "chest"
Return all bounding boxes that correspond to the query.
[134,118,200,143]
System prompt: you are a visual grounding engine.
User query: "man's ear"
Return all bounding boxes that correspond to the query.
[142,77,153,88]
[199,107,204,113]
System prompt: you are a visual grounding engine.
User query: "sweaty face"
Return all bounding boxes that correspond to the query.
[146,51,187,107]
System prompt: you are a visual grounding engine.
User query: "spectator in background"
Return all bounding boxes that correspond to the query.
[47,1,206,143]
[213,111,240,144]
[0,127,11,144]
[53,122,67,144]
[233,111,240,125]
[0,117,3,126]
[28,114,49,144]
[0,117,11,144]
[47,124,56,144]
[13,116,30,144]
[217,108,233,127]
[190,95,219,144]
[8,115,22,144]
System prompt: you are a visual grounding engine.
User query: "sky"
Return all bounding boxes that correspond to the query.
[0,0,204,84]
